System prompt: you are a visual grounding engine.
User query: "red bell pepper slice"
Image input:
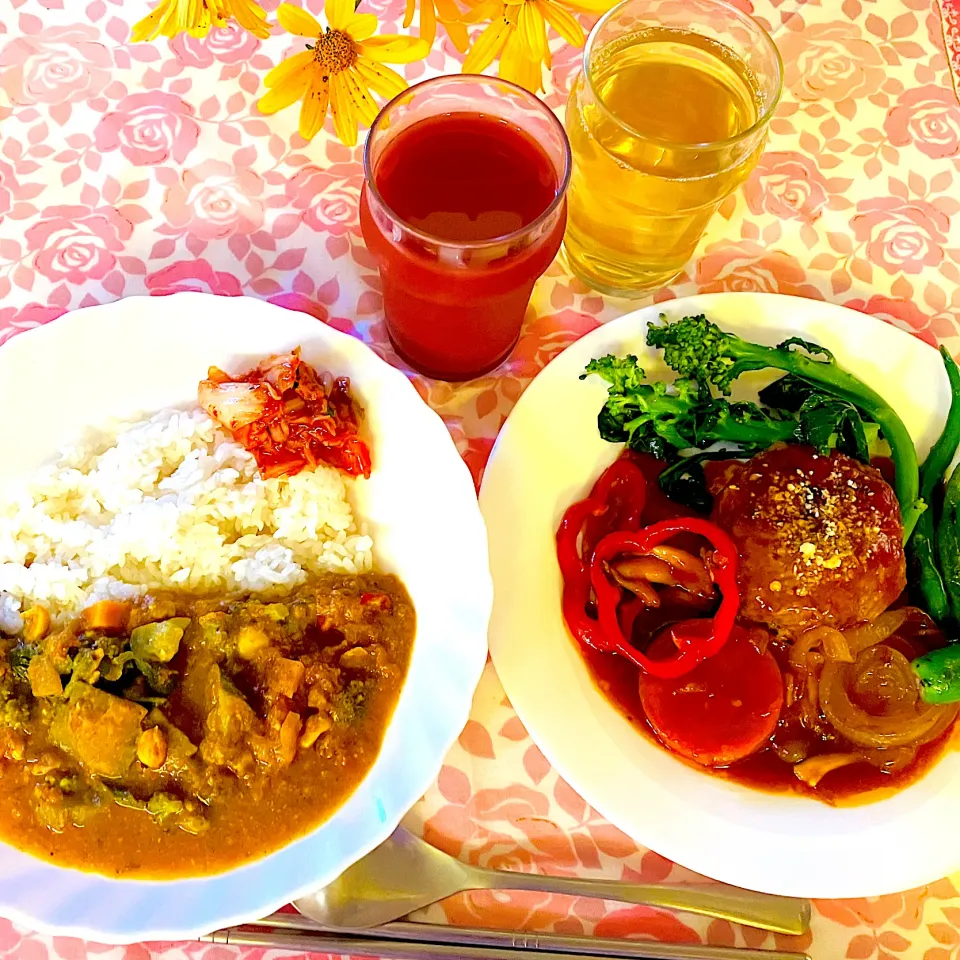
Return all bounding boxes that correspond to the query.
[556,458,647,653]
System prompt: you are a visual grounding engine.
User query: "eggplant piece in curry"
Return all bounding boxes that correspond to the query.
[0,572,414,878]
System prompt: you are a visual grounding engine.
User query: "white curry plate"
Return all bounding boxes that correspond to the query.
[480,291,959,899]
[0,293,491,941]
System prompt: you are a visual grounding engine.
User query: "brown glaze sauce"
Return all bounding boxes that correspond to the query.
[574,453,954,805]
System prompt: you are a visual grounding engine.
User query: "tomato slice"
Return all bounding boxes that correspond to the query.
[638,627,783,767]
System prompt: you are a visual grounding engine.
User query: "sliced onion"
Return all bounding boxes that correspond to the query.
[198,380,269,430]
[789,626,854,670]
[859,745,916,774]
[800,656,823,732]
[772,728,810,763]
[841,609,909,658]
[820,645,959,749]
[793,753,862,788]
[647,545,713,596]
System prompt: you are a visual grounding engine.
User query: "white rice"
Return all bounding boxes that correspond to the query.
[0,408,373,629]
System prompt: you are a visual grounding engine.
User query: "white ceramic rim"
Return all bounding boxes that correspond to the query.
[0,293,491,942]
[481,291,960,898]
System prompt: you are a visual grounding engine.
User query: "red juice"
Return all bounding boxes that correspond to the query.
[360,112,566,381]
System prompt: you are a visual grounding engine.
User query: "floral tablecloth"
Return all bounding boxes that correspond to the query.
[3,0,960,957]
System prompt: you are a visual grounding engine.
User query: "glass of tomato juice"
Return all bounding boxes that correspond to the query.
[359,75,571,381]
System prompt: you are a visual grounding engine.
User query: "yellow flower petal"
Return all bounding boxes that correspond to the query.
[131,0,173,42]
[176,0,196,32]
[444,20,469,51]
[355,58,408,99]
[263,49,315,89]
[403,0,416,28]
[258,64,312,113]
[536,0,583,47]
[299,70,331,139]
[224,0,271,38]
[418,0,437,47]
[560,0,617,11]
[343,67,380,127]
[325,0,353,30]
[460,0,503,24]
[461,16,511,73]
[277,2,322,37]
[329,72,358,146]
[179,0,218,35]
[344,11,379,40]
[499,27,542,91]
[358,35,430,63]
[518,0,546,61]
[435,0,469,51]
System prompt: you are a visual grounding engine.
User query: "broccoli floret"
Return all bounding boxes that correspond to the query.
[0,660,29,730]
[645,315,922,539]
[584,355,797,461]
[646,315,834,394]
[0,697,28,730]
[330,679,372,726]
[8,643,38,684]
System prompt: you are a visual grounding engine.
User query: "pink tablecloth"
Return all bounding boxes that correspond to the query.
[3,0,960,957]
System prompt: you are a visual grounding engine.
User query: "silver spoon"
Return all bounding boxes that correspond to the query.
[294,827,810,936]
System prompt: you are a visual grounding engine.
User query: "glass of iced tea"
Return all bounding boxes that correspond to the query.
[360,76,570,381]
[564,0,782,296]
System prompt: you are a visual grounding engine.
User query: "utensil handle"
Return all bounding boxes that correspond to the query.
[270,912,809,959]
[473,870,810,936]
[208,923,811,960]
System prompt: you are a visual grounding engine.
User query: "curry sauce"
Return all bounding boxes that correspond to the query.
[0,573,415,878]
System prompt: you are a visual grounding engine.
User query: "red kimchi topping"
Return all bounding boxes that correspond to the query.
[198,349,372,480]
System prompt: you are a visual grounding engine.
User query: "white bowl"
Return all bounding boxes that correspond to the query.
[481,291,959,898]
[0,293,491,942]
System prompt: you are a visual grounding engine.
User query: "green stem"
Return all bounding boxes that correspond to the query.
[774,350,922,541]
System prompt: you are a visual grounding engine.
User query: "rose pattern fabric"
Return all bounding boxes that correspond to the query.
[25,205,133,284]
[776,21,886,103]
[95,93,201,166]
[169,22,263,67]
[885,85,960,159]
[161,160,265,238]
[852,197,950,276]
[0,25,111,108]
[145,258,245,296]
[741,151,829,223]
[3,1,960,959]
[696,239,826,299]
[0,161,21,222]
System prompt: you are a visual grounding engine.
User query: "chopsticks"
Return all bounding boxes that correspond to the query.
[201,911,811,960]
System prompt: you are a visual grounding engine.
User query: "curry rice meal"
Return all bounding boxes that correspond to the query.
[0,351,415,878]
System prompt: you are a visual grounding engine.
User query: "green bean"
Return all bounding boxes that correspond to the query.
[921,348,960,499]
[937,461,960,622]
[910,347,960,623]
[912,508,948,623]
[914,645,960,704]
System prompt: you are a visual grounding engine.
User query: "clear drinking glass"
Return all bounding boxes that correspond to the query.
[359,75,571,382]
[563,0,783,297]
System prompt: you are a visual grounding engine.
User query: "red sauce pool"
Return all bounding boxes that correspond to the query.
[359,113,565,381]
[574,453,953,805]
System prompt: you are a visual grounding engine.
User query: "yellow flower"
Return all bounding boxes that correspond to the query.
[461,0,585,92]
[260,1,428,146]
[132,0,270,41]
[402,0,469,52]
